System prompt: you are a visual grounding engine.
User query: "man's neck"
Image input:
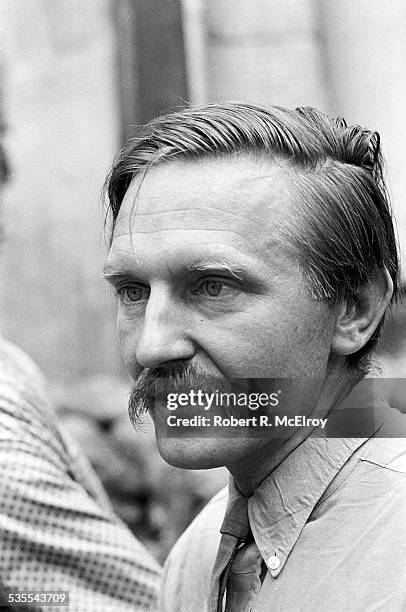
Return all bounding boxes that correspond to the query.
[227,371,357,496]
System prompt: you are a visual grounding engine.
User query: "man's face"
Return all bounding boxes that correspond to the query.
[105,156,338,471]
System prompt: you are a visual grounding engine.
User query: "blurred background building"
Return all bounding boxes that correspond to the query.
[0,0,405,560]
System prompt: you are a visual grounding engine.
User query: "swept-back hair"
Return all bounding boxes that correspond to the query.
[104,102,399,374]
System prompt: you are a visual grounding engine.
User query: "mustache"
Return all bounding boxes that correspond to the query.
[128,363,230,429]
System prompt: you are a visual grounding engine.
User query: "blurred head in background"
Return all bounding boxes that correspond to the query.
[104,102,398,491]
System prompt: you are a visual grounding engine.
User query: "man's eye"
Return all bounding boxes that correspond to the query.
[196,279,236,298]
[203,280,223,297]
[117,285,149,303]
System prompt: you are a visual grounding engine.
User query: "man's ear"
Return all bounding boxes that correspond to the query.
[331,267,394,357]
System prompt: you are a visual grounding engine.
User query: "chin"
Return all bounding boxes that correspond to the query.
[156,437,230,470]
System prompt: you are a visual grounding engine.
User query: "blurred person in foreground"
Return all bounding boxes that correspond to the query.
[104,102,406,611]
[0,141,160,610]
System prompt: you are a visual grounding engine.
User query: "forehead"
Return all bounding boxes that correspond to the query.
[113,156,292,235]
[108,156,297,274]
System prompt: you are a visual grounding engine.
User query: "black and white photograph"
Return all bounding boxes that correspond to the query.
[0,1,406,610]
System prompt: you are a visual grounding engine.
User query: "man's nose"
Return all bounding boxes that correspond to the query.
[135,288,195,369]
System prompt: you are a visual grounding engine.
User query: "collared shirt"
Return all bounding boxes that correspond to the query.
[161,392,406,611]
[0,337,161,611]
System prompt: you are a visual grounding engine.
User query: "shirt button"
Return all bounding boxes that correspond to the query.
[267,555,280,570]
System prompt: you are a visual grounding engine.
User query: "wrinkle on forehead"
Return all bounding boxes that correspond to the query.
[113,210,280,239]
[109,158,299,273]
[114,158,292,236]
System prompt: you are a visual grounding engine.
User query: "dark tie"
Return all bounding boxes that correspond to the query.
[208,490,263,611]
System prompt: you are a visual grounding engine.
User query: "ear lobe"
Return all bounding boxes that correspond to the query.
[331,267,394,357]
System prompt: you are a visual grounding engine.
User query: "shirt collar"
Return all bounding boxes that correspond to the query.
[248,435,365,577]
[221,380,390,578]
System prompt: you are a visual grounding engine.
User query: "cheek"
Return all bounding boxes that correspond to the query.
[199,302,334,378]
[287,307,336,373]
[117,313,129,349]
[117,314,141,372]
[193,314,280,377]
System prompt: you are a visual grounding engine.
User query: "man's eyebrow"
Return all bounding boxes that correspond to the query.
[103,250,141,278]
[102,269,126,282]
[102,259,137,282]
[103,255,270,287]
[187,261,245,282]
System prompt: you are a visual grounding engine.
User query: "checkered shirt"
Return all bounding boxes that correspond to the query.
[0,338,161,611]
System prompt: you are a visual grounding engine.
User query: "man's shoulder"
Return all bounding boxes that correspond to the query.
[0,336,50,417]
[316,409,406,524]
[0,336,46,384]
[360,407,406,473]
[160,487,228,612]
[185,484,227,528]
[0,338,162,609]
[166,485,227,562]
